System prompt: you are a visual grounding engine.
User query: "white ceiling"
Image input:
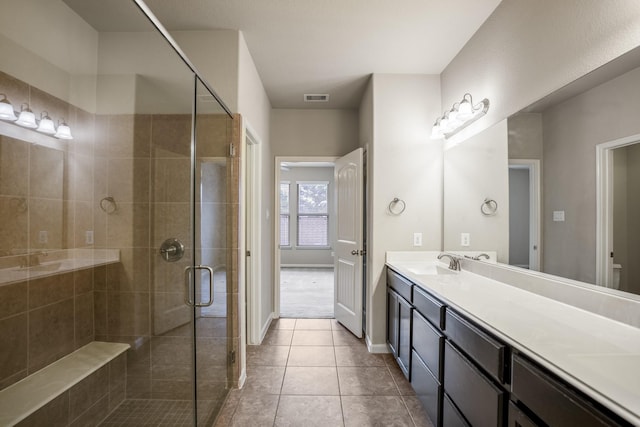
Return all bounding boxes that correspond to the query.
[64,0,502,109]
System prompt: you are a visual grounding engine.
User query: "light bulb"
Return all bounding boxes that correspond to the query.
[16,105,37,128]
[0,95,17,121]
[55,121,73,140]
[37,112,56,135]
[458,99,473,120]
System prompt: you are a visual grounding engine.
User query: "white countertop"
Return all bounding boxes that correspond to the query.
[386,255,640,425]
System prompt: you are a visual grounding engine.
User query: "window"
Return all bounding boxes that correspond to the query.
[279,182,290,246]
[297,182,329,246]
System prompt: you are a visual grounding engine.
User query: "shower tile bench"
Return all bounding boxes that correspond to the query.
[0,341,129,426]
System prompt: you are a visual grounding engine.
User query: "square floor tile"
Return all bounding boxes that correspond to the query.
[271,318,296,330]
[231,393,279,426]
[341,395,414,427]
[243,366,285,395]
[275,395,343,427]
[263,329,294,346]
[338,366,399,395]
[332,330,364,346]
[295,319,332,330]
[281,367,339,395]
[287,346,336,367]
[403,395,436,427]
[387,359,416,396]
[291,330,333,346]
[246,345,290,366]
[334,345,385,366]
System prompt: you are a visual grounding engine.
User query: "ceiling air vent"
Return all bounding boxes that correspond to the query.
[304,94,329,102]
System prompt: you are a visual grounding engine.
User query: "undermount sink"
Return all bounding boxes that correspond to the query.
[406,265,456,275]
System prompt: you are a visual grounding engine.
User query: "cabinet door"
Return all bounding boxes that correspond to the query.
[413,310,444,382]
[444,341,505,427]
[387,288,399,358]
[512,354,621,427]
[412,350,441,427]
[397,295,412,378]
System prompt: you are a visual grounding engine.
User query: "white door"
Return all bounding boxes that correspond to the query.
[334,148,364,337]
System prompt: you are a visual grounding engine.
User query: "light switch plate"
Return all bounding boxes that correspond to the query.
[85,230,94,245]
[413,232,422,247]
[553,211,565,222]
[461,233,470,247]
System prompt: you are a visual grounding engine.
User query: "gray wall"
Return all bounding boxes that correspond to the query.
[280,166,335,267]
[271,109,359,157]
[542,66,640,283]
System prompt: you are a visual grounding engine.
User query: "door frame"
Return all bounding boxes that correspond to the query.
[508,159,541,271]
[596,132,640,287]
[274,156,337,319]
[244,122,262,346]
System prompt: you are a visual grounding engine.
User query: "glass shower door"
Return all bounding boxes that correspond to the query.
[190,77,233,425]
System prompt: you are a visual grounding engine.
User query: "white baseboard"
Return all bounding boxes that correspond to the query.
[366,334,390,353]
[238,369,247,389]
[258,313,274,344]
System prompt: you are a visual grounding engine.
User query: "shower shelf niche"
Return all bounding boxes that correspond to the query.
[0,248,120,285]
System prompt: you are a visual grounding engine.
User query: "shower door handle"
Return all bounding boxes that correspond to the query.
[184,265,215,307]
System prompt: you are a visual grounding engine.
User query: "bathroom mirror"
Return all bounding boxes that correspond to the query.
[443,44,640,297]
[0,135,65,256]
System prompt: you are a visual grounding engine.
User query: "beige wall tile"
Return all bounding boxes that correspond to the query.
[106,292,150,336]
[0,281,27,319]
[74,291,94,348]
[152,114,190,157]
[16,392,69,427]
[28,272,74,309]
[28,298,74,372]
[0,313,27,387]
[69,365,109,420]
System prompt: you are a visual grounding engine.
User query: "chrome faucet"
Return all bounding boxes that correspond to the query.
[437,253,461,271]
[21,251,47,268]
[474,253,490,260]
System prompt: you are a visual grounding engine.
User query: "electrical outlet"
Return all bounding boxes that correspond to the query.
[85,230,94,245]
[461,233,470,247]
[553,210,565,222]
[413,232,423,246]
[38,231,48,244]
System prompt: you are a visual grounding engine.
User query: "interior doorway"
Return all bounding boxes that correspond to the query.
[508,160,541,271]
[276,159,337,318]
[596,134,640,293]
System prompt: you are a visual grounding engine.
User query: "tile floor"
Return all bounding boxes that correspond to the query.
[214,318,434,427]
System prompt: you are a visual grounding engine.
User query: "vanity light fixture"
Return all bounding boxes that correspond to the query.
[16,104,37,128]
[54,120,73,140]
[0,94,17,121]
[3,101,74,140]
[431,93,489,139]
[36,111,56,135]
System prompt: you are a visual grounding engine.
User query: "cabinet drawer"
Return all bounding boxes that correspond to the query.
[413,285,445,329]
[442,393,470,427]
[387,268,413,302]
[512,354,621,427]
[507,402,539,427]
[412,310,444,381]
[444,341,505,427]
[411,350,441,427]
[445,310,507,383]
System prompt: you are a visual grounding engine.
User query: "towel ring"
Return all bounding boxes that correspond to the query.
[100,196,118,214]
[388,198,406,215]
[480,198,498,216]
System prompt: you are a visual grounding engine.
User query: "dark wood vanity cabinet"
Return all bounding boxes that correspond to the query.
[385,266,629,427]
[386,269,413,377]
[510,354,629,427]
